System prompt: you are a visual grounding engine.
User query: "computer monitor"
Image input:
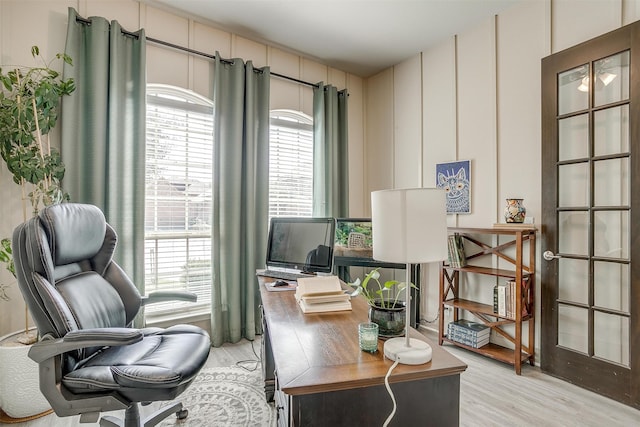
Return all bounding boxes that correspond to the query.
[265,217,336,274]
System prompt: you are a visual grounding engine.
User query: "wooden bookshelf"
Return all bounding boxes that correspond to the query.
[439,226,536,374]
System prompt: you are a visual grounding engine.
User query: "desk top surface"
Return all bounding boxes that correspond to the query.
[258,275,467,396]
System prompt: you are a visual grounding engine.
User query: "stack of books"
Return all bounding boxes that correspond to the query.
[295,276,352,313]
[447,319,490,348]
[447,233,466,267]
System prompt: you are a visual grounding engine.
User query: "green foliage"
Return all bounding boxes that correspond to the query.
[0,238,14,277]
[0,46,74,300]
[0,239,13,301]
[335,221,372,247]
[349,267,417,309]
[0,46,74,215]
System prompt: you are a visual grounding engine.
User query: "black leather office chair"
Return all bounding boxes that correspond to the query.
[12,203,211,426]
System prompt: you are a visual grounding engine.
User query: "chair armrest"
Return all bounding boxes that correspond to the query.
[141,290,198,305]
[28,328,143,363]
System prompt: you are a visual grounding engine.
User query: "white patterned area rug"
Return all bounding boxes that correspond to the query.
[160,366,276,427]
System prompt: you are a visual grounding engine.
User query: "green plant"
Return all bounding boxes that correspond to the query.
[349,267,417,309]
[0,46,74,214]
[0,238,13,301]
[0,46,74,335]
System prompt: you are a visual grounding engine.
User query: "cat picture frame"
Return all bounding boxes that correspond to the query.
[436,160,471,214]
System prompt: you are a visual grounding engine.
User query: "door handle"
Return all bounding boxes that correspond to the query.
[543,250,561,261]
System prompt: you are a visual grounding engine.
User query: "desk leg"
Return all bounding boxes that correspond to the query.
[261,307,275,402]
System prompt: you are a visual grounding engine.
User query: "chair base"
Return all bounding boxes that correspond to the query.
[99,401,188,427]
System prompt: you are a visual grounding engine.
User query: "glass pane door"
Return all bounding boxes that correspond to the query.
[556,50,630,364]
[541,23,639,407]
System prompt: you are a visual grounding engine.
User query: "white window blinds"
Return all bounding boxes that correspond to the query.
[144,84,213,316]
[269,110,313,219]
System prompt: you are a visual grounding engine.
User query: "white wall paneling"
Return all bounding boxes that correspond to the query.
[552,0,622,53]
[456,17,497,227]
[422,37,457,191]
[393,54,423,189]
[364,68,394,216]
[623,0,640,24]
[346,76,366,216]
[497,1,546,227]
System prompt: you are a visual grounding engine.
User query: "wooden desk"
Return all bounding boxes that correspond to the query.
[258,275,467,426]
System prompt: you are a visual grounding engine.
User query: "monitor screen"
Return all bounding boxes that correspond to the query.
[266,217,336,274]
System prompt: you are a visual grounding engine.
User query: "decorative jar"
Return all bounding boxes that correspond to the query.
[504,198,526,223]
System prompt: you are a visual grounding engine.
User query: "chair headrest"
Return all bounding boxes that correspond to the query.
[39,204,107,266]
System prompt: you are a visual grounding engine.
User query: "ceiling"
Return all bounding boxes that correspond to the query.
[150,0,524,77]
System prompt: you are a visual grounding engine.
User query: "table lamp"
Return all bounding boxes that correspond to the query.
[371,188,448,364]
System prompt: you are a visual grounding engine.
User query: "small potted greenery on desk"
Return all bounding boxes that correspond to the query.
[349,268,417,337]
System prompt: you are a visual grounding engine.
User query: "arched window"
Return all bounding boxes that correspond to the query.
[144,84,213,317]
[269,110,313,218]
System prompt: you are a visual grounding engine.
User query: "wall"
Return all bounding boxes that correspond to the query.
[0,0,364,337]
[365,0,640,357]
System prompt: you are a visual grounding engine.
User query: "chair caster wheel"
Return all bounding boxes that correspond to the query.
[176,409,188,420]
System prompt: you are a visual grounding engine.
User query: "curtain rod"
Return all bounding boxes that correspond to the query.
[146,37,319,89]
[75,15,330,90]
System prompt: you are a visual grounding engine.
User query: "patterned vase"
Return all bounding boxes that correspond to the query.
[504,198,526,223]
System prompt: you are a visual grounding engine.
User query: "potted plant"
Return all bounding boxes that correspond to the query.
[349,268,417,337]
[0,45,74,421]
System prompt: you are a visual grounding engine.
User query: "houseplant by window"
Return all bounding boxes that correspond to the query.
[0,46,74,421]
[349,268,417,337]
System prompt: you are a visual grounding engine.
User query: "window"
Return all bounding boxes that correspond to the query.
[269,110,313,218]
[144,84,213,317]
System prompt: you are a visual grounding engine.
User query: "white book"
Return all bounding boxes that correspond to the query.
[497,283,506,317]
[296,276,352,313]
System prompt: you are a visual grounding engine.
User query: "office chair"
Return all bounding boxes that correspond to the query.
[305,244,332,268]
[12,203,211,427]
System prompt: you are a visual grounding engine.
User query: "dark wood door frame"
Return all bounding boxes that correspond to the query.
[541,21,640,409]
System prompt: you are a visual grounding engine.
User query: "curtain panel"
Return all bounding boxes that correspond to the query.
[61,8,146,297]
[211,54,270,346]
[312,83,349,218]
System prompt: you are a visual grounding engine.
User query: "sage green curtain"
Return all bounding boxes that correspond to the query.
[61,8,146,295]
[211,55,270,346]
[312,83,349,217]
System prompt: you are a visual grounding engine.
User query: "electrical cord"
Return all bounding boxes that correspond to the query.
[382,358,400,427]
[235,338,261,372]
[419,313,439,325]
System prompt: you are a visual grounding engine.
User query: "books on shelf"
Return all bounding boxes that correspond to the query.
[447,233,467,268]
[295,276,352,313]
[447,319,490,348]
[493,280,528,319]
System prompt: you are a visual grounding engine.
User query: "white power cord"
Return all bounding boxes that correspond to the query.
[382,358,400,427]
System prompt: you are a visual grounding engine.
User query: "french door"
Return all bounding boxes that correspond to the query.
[541,22,640,407]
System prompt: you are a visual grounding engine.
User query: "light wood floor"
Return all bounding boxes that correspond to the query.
[8,335,640,427]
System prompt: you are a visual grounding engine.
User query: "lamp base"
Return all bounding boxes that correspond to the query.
[383,337,432,365]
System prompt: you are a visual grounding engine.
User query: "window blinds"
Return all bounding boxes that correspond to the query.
[144,86,213,316]
[269,112,313,219]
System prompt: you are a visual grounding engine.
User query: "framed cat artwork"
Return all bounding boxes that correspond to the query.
[436,160,471,214]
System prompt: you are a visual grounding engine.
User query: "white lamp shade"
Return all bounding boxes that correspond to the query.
[371,188,448,264]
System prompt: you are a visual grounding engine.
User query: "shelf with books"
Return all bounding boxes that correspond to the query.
[439,226,536,374]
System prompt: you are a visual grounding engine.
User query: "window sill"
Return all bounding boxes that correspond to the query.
[145,309,211,328]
